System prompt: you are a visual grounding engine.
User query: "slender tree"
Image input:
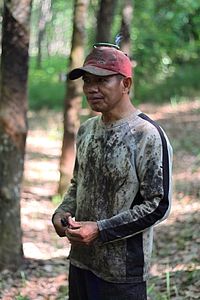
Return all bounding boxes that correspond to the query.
[0,0,32,270]
[36,0,52,68]
[58,0,89,194]
[120,0,133,56]
[119,0,136,97]
[96,0,118,42]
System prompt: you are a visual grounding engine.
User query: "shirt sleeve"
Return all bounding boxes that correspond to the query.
[97,125,173,243]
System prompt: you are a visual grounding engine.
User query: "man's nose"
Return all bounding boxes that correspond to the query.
[88,82,99,92]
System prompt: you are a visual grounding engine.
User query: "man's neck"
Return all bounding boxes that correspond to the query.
[102,103,137,124]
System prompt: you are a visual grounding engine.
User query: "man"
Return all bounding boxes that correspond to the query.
[52,44,173,300]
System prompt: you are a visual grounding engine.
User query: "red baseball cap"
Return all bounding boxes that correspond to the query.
[68,44,132,80]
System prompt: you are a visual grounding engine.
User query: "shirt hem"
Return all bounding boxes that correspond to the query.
[69,258,148,283]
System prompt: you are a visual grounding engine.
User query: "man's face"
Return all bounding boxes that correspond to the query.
[82,73,124,113]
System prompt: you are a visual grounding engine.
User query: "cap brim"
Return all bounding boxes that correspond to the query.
[68,65,118,80]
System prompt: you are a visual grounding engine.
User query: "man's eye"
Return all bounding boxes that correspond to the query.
[83,78,90,83]
[98,78,107,83]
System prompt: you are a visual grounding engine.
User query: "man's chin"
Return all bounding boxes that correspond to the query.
[89,105,103,113]
[93,108,102,113]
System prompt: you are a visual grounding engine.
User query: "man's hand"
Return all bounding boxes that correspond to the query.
[52,212,71,237]
[65,217,99,245]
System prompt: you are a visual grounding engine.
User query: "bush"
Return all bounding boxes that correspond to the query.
[28,56,67,110]
[134,62,200,103]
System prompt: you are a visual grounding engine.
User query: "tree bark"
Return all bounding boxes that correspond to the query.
[36,0,52,68]
[58,0,89,195]
[0,0,32,271]
[119,0,136,97]
[120,0,133,56]
[96,0,118,42]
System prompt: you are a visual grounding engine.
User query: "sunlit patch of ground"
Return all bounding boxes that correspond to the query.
[21,196,70,260]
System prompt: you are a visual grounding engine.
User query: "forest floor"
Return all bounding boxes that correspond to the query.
[0,99,200,300]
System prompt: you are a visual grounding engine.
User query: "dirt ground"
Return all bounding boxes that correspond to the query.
[0,99,200,300]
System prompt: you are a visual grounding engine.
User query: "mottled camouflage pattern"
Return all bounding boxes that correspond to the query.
[55,110,173,283]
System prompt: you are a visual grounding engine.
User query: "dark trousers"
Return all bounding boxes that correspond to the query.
[68,264,147,300]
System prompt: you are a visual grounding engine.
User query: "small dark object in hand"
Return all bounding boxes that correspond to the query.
[61,218,68,227]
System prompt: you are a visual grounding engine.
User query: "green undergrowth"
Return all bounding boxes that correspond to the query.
[135,62,200,104]
[148,269,200,300]
[28,56,67,110]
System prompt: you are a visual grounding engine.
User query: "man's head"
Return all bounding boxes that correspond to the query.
[68,44,132,80]
[68,44,133,118]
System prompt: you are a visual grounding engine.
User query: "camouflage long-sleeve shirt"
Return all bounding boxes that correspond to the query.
[54,109,173,283]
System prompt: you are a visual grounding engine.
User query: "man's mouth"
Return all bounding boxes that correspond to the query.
[88,97,103,103]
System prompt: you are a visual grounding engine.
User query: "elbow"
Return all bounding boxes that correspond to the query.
[155,197,171,225]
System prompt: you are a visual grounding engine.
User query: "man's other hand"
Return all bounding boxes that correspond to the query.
[52,212,71,237]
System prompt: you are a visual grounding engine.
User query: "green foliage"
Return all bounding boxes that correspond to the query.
[15,295,30,300]
[133,0,200,102]
[20,271,27,287]
[52,194,63,205]
[135,62,200,103]
[148,269,200,299]
[28,56,66,110]
[147,272,175,300]
[28,0,200,109]
[56,285,69,299]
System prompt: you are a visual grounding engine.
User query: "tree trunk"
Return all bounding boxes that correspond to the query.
[120,0,133,56]
[0,0,32,271]
[0,1,3,44]
[119,0,136,97]
[96,0,118,42]
[36,0,52,68]
[58,0,89,195]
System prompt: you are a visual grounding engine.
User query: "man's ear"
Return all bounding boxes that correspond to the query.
[122,77,132,94]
